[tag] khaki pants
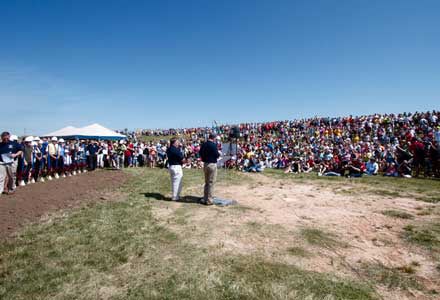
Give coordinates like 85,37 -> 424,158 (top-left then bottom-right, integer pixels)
0,163 -> 14,194
204,163 -> 217,202
11,159 -> 17,190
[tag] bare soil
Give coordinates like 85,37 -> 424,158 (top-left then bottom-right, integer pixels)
151,173 -> 440,300
0,170 -> 128,240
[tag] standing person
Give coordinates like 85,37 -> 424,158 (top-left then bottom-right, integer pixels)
200,133 -> 220,205
116,140 -> 126,169
63,140 -> 73,176
0,132 -> 23,195
9,134 -> 21,189
32,138 -> 43,182
166,138 -> 184,201
39,138 -> 48,181
409,137 -> 426,178
58,139 -> 66,177
87,140 -> 99,171
97,142 -> 105,168
142,144 -> 149,168
47,137 -> 59,180
76,141 -> 85,173
22,136 -> 34,184
148,142 -> 157,168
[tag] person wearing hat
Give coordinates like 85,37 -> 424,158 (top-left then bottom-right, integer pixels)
0,132 -> 23,195
365,157 -> 379,175
38,138 -> 48,182
64,140 -> 74,176
58,139 -> 66,177
21,136 -> 34,185
47,137 -> 59,180
32,137 -> 43,183
200,133 -> 220,205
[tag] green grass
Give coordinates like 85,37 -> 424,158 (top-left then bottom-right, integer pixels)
262,169 -> 440,201
415,196 -> 440,203
287,246 -> 311,258
360,262 -> 422,291
402,222 -> 440,254
371,190 -> 402,198
221,256 -> 377,300
381,210 -> 414,219
138,134 -> 188,143
0,168 -> 380,300
300,227 -> 347,249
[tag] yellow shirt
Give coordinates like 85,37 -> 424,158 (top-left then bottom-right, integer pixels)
48,143 -> 58,156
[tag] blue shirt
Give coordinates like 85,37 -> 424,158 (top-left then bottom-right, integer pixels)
200,141 -> 220,164
0,141 -> 21,163
166,146 -> 184,166
87,144 -> 99,155
40,142 -> 48,155
59,145 -> 65,157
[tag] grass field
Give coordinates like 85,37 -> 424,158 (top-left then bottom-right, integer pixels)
138,134 -> 192,143
1,168 -> 439,299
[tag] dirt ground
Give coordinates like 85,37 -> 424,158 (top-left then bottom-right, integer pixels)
0,170 -> 128,240
152,173 -> 440,300
1,168 -> 438,299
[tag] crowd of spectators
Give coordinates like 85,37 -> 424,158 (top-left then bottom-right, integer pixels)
137,110 -> 440,178
1,110 -> 440,195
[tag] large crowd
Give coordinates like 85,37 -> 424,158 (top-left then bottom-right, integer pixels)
1,110 -> 440,195
138,110 -> 440,177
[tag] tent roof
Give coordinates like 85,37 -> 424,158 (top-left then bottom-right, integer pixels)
80,123 -> 125,137
44,126 -> 78,137
43,124 -> 126,140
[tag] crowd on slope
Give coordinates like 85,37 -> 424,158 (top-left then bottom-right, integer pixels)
1,110 -> 440,195
137,110 -> 440,177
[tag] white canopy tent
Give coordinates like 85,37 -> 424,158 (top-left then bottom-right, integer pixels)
43,123 -> 126,141
43,126 -> 78,137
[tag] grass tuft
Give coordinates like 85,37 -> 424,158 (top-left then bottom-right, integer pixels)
402,222 -> 440,253
415,196 -> 440,203
300,227 -> 347,249
381,210 -> 414,219
361,262 -> 422,290
287,246 -> 311,258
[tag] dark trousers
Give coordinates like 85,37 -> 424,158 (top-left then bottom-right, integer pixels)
88,154 -> 97,170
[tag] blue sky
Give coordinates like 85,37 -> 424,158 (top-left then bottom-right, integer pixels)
0,0 -> 439,135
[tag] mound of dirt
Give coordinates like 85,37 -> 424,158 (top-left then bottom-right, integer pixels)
0,170 -> 128,240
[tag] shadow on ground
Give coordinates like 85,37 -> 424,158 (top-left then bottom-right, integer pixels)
142,193 -> 202,204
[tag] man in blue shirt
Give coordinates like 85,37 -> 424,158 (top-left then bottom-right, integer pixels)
200,133 -> 220,205
166,138 -> 184,201
87,141 -> 100,171
0,132 -> 23,195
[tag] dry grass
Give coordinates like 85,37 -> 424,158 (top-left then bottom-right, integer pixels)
2,168 -> 440,299
381,210 -> 414,219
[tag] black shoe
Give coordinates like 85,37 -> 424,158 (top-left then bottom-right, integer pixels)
200,199 -> 213,205
204,200 -> 214,206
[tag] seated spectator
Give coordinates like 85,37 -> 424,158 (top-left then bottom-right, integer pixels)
365,158 -> 379,175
